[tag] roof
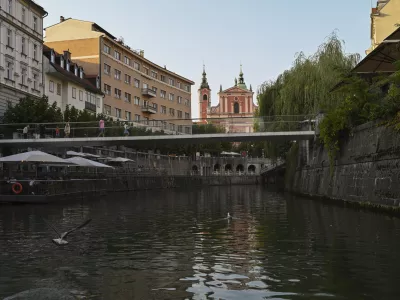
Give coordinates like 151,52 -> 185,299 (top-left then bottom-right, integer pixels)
45,18 -> 116,40
219,85 -> 253,94
43,45 -> 103,95
27,0 -> 47,16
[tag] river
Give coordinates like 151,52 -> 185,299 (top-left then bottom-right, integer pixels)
0,186 -> 400,299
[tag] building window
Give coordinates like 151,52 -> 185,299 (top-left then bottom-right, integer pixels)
125,74 -> 131,84
169,108 -> 175,116
114,50 -> 121,60
133,61 -> 140,70
33,73 -> 38,90
49,80 -> 54,92
21,37 -> 26,55
6,61 -> 13,80
114,69 -> 121,80
143,67 -> 149,75
160,75 -> 166,82
33,44 -> 37,61
169,78 -> 174,86
177,110 -> 182,118
185,112 -> 190,119
72,87 -> 76,99
177,82 -> 181,89
185,127 -> 191,134
104,64 -> 111,75
143,82 -> 148,89
184,85 -> 190,92
134,114 -> 140,122
96,97 -> 100,107
203,94 -> 207,101
134,96 -> 140,105
178,125 -> 183,133
57,83 -> 61,95
8,0 -> 12,14
152,86 -> 157,93
104,104 -> 111,115
79,90 -> 84,101
104,44 -> 111,54
124,56 -> 130,65
161,105 -> 166,114
178,96 -> 182,104
115,88 -> 121,99
33,16 -> 37,32
104,84 -> 111,95
125,92 -> 131,103
184,98 -> 190,106
153,103 -> 158,110
168,93 -> 174,101
115,108 -> 122,118
234,102 -> 239,113
125,111 -> 131,121
170,123 -> 175,131
7,29 -> 12,48
160,90 -> 166,98
21,7 -> 25,23
134,78 -> 140,88
21,67 -> 26,85
151,70 -> 157,79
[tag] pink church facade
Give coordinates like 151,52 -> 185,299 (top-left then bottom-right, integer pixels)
198,66 -> 257,133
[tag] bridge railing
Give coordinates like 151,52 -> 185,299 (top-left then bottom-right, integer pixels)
0,115 -> 315,140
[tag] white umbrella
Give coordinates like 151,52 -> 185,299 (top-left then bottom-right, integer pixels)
65,156 -> 114,168
109,157 -> 135,163
0,151 -> 72,165
66,151 -> 87,157
84,153 -> 100,158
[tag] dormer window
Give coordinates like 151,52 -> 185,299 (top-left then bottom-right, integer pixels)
66,59 -> 70,71
79,68 -> 83,79
60,56 -> 64,68
50,50 -> 55,63
74,66 -> 78,76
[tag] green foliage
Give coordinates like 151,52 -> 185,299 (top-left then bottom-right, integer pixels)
191,123 -> 232,153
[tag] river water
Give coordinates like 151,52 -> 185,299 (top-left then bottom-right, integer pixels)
1,186 -> 400,299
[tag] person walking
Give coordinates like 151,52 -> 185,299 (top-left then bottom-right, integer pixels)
123,123 -> 130,136
98,119 -> 105,137
55,126 -> 60,138
22,125 -> 29,139
64,122 -> 70,138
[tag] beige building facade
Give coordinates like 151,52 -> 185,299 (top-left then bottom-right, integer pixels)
366,0 -> 400,54
44,17 -> 194,134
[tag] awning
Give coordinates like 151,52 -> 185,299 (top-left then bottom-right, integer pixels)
0,151 -> 73,165
65,157 -> 114,168
108,157 -> 135,163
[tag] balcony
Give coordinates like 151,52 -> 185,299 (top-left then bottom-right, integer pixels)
141,104 -> 157,114
141,88 -> 157,98
85,101 -> 96,112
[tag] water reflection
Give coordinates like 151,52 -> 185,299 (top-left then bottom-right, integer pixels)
0,186 -> 400,299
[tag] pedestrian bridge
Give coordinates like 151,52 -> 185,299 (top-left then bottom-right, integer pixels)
0,131 -> 315,148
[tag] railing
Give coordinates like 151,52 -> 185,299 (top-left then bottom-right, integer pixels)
141,105 -> 157,114
141,88 -> 157,97
85,101 -> 97,112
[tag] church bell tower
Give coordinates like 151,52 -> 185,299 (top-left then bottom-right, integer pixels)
198,65 -> 211,122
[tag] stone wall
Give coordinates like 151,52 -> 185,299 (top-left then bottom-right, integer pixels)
289,121 -> 400,207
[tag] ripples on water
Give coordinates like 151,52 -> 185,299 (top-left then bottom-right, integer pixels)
1,186 -> 400,299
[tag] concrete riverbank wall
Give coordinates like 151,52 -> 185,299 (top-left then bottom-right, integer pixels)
288,121 -> 400,207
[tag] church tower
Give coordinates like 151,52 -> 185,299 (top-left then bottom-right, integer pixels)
198,65 -> 211,121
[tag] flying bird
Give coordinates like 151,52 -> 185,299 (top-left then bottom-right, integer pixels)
42,218 -> 92,245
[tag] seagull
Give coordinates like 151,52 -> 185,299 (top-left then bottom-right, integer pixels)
42,218 -> 92,245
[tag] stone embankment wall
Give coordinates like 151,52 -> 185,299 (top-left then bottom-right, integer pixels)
288,122 -> 400,207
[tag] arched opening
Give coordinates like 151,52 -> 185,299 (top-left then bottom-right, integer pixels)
203,94 -> 208,101
214,164 -> 220,171
234,102 -> 239,113
192,165 -> 198,174
248,165 -> 256,173
236,164 -> 244,172
225,164 -> 232,171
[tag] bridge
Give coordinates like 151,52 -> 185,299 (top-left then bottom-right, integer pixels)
0,116 -> 315,148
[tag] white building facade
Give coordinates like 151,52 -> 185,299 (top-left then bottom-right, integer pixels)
0,0 -> 47,115
43,45 -> 103,114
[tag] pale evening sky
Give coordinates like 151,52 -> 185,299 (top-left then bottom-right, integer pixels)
36,0 -> 372,118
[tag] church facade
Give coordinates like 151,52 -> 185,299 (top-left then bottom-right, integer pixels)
198,66 -> 257,133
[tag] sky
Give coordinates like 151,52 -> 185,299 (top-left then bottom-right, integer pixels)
36,0 -> 373,118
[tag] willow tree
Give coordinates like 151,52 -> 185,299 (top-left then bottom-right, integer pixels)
256,32 -> 361,159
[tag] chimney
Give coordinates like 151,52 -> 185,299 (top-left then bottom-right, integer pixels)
139,50 -> 144,57
60,16 -> 65,22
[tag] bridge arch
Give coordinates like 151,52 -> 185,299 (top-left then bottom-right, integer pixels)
225,164 -> 232,171
248,165 -> 256,173
214,163 -> 221,171
236,164 -> 244,172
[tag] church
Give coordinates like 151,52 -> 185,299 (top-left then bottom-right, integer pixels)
198,65 -> 257,133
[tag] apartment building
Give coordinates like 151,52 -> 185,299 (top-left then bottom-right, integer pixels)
0,0 -> 47,115
44,17 -> 194,134
43,45 -> 103,114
